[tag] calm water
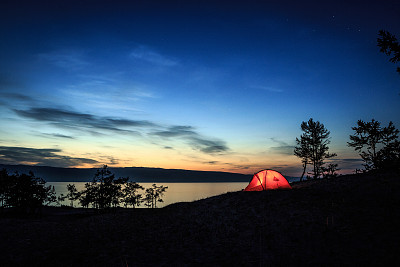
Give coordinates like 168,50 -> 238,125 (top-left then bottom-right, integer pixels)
47,182 -> 249,208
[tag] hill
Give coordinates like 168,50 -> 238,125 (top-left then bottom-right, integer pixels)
0,171 -> 399,266
0,164 -> 253,182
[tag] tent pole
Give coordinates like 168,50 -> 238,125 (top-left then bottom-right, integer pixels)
255,173 -> 265,191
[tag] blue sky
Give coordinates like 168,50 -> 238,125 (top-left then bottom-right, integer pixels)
0,0 -> 399,176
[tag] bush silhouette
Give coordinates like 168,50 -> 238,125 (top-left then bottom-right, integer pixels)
0,169 -> 56,214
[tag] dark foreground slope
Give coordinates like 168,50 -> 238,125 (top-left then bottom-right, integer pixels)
1,172 -> 399,266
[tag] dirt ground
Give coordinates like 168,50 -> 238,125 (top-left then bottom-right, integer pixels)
1,171 -> 399,266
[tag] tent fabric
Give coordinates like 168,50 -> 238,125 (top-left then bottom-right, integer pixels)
244,170 -> 291,191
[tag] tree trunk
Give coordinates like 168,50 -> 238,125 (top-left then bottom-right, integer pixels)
300,162 -> 307,182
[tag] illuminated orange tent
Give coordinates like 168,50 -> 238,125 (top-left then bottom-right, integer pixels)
244,170 -> 292,191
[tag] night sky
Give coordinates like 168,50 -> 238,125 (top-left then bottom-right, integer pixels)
1,0 -> 399,176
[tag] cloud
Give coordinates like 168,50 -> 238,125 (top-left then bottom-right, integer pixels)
269,138 -> 295,155
97,155 -> 119,166
130,46 -> 178,66
0,92 -> 35,108
13,106 -> 229,155
151,125 -> 229,154
106,118 -> 155,128
38,49 -> 89,70
0,146 -> 98,167
252,86 -> 283,93
328,158 -> 364,171
268,164 -> 301,176
13,107 -> 154,135
65,77 -> 157,103
220,161 -> 252,171
151,126 -> 196,137
189,137 -> 228,154
204,161 -> 218,165
42,133 -> 75,139
0,92 -> 33,101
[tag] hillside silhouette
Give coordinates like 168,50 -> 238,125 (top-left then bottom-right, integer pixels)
1,171 -> 399,266
0,164 -> 253,182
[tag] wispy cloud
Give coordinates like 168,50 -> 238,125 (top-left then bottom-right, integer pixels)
0,92 -> 34,102
97,155 -> 119,166
61,77 -> 157,114
0,146 -> 98,167
68,75 -> 156,99
130,45 -> 178,66
204,161 -> 218,165
42,133 -> 75,139
268,164 -> 301,177
189,136 -> 228,154
269,138 -> 295,155
151,125 -> 229,154
13,107 -> 154,135
38,49 -> 89,70
252,85 -> 283,93
13,106 -> 229,155
151,126 -> 196,137
0,92 -> 35,108
328,158 -> 364,171
219,161 -> 253,171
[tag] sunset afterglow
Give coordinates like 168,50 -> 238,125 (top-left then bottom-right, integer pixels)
1,1 -> 399,176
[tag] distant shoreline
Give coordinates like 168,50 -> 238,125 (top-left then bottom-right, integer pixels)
0,164 -> 301,182
47,180 -> 251,183
0,164 -> 254,182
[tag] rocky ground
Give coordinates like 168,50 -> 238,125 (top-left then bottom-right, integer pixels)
1,171 -> 399,266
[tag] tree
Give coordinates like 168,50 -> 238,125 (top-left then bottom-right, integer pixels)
144,184 -> 168,208
66,184 -> 79,207
78,182 -> 94,208
294,132 -> 312,181
153,184 -> 168,208
45,185 -> 57,206
122,182 -> 144,208
375,140 -> 400,170
294,118 -> 337,179
348,119 -> 399,170
93,165 -> 116,209
322,163 -> 340,179
143,190 -> 153,208
377,30 -> 400,75
4,171 -> 56,214
73,166 -> 168,209
77,165 -> 129,210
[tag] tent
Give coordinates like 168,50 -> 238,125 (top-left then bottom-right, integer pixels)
244,170 -> 292,191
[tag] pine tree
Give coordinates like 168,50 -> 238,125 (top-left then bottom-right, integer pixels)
294,133 -> 312,181
377,30 -> 400,75
66,184 -> 79,207
122,182 -> 144,208
294,118 -> 337,179
348,119 -> 399,170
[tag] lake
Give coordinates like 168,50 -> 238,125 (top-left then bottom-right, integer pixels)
48,182 -> 249,208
